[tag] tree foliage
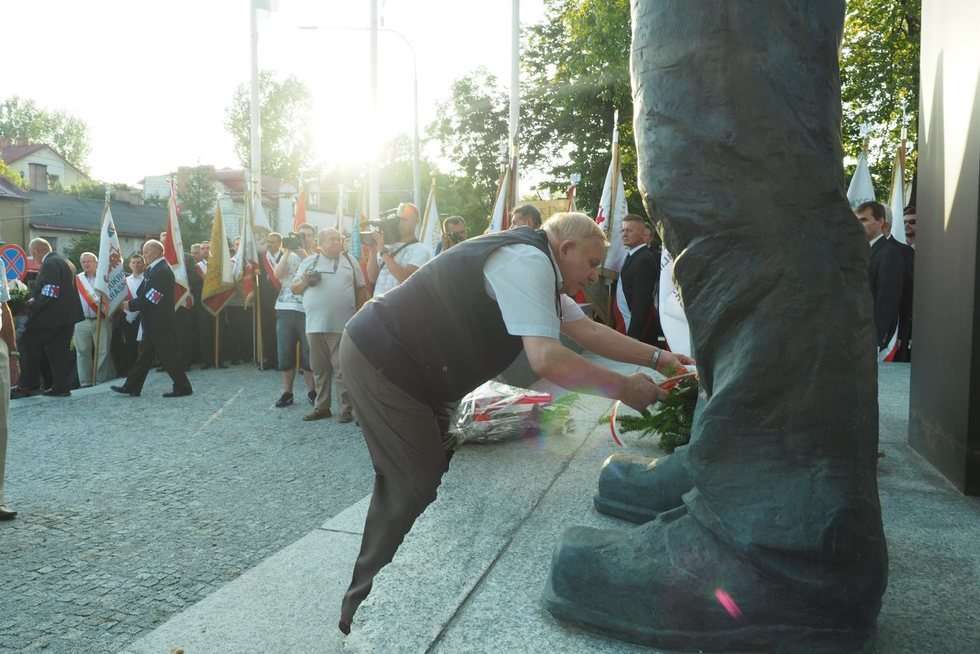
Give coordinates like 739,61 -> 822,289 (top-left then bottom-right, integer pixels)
429,0 -> 921,216
841,0 -> 921,198
63,232 -> 102,271
428,68 -> 509,212
225,72 -> 313,183
177,166 -> 218,244
0,160 -> 27,189
0,96 -> 91,169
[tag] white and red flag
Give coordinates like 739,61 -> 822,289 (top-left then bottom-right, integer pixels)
93,202 -> 128,315
164,179 -> 191,309
596,110 -> 628,274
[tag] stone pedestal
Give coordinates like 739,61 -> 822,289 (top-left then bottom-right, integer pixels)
908,0 -> 980,496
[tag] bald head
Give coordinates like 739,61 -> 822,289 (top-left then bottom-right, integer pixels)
29,238 -> 52,260
142,239 -> 165,263
319,228 -> 343,257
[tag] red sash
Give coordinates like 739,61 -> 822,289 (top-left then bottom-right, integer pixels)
263,252 -> 282,292
75,274 -> 105,317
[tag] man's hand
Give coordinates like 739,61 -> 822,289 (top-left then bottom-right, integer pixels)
619,372 -> 665,412
656,350 -> 696,375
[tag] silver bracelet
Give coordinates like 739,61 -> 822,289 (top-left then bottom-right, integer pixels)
650,348 -> 662,370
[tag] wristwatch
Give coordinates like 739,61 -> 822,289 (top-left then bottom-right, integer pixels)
650,348 -> 661,371
9,351 -> 19,359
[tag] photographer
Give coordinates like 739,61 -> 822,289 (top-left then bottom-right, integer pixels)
433,216 -> 467,255
365,202 -> 432,297
336,212 -> 695,633
271,231 -> 315,409
290,228 -> 366,422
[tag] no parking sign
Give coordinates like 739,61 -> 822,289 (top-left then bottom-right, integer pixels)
1,244 -> 28,281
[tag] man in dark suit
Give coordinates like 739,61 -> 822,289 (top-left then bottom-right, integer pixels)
13,238 -> 84,397
856,201 -> 905,356
893,230 -> 914,362
111,240 -> 192,398
615,214 -> 662,345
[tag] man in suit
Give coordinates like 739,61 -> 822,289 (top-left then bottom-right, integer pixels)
856,201 -> 905,356
12,238 -> 83,397
110,240 -> 192,398
615,214 -> 662,345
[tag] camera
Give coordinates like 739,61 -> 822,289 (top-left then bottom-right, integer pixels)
282,232 -> 302,250
303,270 -> 322,287
368,216 -> 403,245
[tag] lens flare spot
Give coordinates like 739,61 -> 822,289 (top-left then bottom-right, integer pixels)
714,588 -> 743,619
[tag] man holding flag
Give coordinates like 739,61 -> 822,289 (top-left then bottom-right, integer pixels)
111,240 -> 192,398
74,252 -> 114,386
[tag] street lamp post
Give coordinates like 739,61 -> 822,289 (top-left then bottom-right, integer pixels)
299,23 -> 421,210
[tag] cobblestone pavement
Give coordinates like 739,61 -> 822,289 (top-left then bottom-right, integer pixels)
0,365 -> 374,653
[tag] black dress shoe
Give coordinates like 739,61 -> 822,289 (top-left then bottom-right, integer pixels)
10,388 -> 38,399
308,390 -> 316,405
275,392 -> 294,408
163,389 -> 193,398
43,389 -> 71,397
0,506 -> 17,521
110,385 -> 140,397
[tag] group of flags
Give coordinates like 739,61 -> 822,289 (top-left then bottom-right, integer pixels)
847,133 -> 910,245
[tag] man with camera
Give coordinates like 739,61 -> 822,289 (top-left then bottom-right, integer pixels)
365,203 -> 432,297
271,231 -> 316,408
433,216 -> 467,255
336,212 -> 695,633
290,228 -> 366,422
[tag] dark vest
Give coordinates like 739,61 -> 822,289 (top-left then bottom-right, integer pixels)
347,228 -> 560,406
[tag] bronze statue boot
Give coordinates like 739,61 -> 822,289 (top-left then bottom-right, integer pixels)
544,504 -> 881,653
592,447 -> 693,523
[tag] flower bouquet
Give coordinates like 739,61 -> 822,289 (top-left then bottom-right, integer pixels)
449,380 -> 579,446
6,281 -> 31,316
609,370 -> 699,453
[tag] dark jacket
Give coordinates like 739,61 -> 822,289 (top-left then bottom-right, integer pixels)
26,251 -> 84,330
868,236 -> 905,349
619,244 -> 661,344
129,258 -> 176,342
895,240 -> 914,345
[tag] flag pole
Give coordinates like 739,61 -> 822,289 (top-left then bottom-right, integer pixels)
606,110 -> 621,319
92,192 -> 110,386
254,270 -> 263,368
214,312 -> 220,369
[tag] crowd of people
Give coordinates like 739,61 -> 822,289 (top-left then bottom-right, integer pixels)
0,198 -> 913,627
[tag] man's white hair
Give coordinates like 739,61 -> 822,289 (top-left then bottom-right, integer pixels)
28,238 -> 52,253
79,251 -> 98,263
143,239 -> 165,257
543,212 -> 608,245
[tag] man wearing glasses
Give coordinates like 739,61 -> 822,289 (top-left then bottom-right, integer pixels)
292,228 -> 366,422
365,203 -> 432,297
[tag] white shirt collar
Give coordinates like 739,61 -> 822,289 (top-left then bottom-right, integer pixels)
869,234 -> 884,248
148,257 -> 166,270
627,243 -> 646,256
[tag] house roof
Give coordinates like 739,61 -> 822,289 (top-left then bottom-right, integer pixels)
1,143 -> 87,177
26,191 -> 166,237
214,168 -> 285,200
0,176 -> 28,200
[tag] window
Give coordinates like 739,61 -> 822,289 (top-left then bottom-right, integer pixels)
29,163 -> 48,192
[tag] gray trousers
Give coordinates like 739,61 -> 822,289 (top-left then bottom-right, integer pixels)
339,332 -> 454,626
308,332 -> 349,414
0,339 -> 10,506
74,317 -> 113,385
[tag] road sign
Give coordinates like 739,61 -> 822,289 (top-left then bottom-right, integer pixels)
1,244 -> 28,281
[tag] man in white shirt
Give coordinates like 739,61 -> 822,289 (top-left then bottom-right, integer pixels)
74,252 -> 113,386
1,259 -> 20,519
291,228 -> 366,422
272,233 -> 316,408
366,203 -> 431,297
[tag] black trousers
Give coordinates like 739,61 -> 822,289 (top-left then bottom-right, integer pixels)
19,323 -> 74,393
123,335 -> 191,394
174,307 -> 195,369
111,318 -> 140,377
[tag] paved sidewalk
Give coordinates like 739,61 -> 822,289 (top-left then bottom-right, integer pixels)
0,365 -> 373,653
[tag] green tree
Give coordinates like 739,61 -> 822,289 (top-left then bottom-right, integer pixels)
0,160 -> 27,189
0,96 -> 91,169
522,0 -> 640,216
64,232 -> 102,270
225,72 -> 313,183
177,167 -> 217,244
428,68 -> 510,211
841,0 -> 921,198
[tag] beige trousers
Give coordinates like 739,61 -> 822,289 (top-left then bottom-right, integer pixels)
74,318 -> 113,385
308,332 -> 349,414
0,339 -> 10,506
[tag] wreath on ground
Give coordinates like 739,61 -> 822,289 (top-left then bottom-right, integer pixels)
609,371 -> 699,453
